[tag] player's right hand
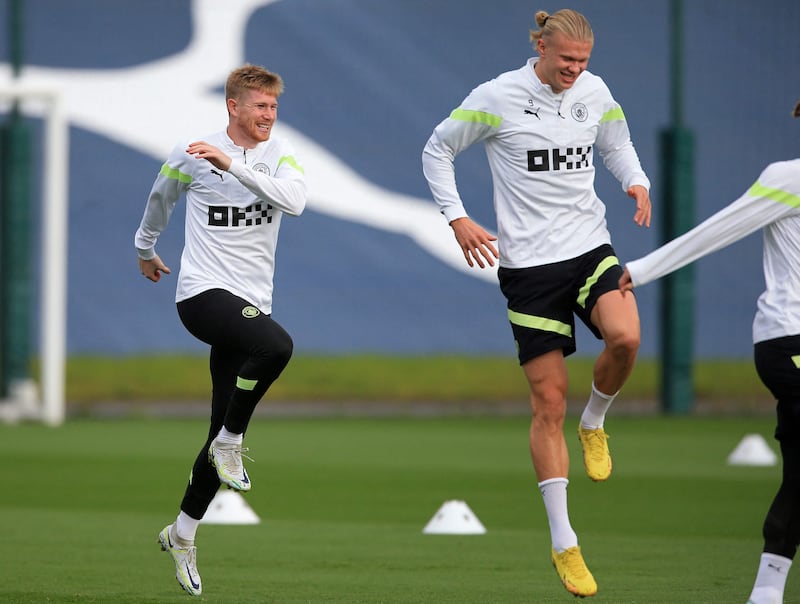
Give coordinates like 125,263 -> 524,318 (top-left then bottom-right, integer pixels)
139,255 -> 171,283
450,217 -> 499,269
618,267 -> 634,294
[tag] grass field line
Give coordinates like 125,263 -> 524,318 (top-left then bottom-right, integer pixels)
61,355 -> 773,411
75,397 -> 773,421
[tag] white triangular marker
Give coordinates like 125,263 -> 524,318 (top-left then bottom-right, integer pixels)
727,434 -> 777,466
422,500 -> 486,534
200,489 -> 261,525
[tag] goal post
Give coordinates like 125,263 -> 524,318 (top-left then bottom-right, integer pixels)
0,83 -> 68,426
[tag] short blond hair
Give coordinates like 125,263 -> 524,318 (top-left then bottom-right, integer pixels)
225,64 -> 284,100
529,9 -> 594,46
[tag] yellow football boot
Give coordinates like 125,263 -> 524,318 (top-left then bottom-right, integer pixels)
551,546 -> 598,598
578,426 -> 612,481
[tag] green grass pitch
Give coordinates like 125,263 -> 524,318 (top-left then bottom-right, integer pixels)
0,415 -> 797,603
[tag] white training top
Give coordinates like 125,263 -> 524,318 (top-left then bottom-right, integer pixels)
625,159 -> 800,344
134,129 -> 306,314
422,58 -> 650,268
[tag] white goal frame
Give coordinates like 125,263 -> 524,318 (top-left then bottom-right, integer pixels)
0,83 -> 68,426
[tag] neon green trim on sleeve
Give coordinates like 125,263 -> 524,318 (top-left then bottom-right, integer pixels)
236,377 -> 258,391
449,108 -> 502,128
577,256 -> 620,308
791,355 -> 800,369
508,309 -> 573,337
600,107 -> 625,124
277,155 -> 305,174
748,181 -> 800,209
159,163 -> 192,184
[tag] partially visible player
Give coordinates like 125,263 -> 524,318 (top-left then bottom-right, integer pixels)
134,64 -> 306,596
620,100 -> 800,604
422,8 -> 652,598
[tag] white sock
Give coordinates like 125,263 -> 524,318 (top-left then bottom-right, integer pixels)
174,511 -> 199,545
214,426 -> 243,445
748,553 -> 792,604
580,382 -> 618,429
538,477 -> 578,552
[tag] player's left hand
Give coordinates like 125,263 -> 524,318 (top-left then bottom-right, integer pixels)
627,185 -> 651,227
187,141 -> 232,171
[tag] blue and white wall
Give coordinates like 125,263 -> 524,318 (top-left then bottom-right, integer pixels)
0,0 -> 798,358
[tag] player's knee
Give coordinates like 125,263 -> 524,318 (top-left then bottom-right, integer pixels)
606,329 -> 640,360
530,385 -> 567,424
272,331 -> 294,366
250,328 -> 293,373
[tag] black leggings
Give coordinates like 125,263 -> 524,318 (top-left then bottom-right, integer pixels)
176,288 -> 293,519
754,335 -> 800,560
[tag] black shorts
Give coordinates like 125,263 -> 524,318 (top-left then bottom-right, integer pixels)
176,288 -> 291,357
497,244 -> 623,364
754,334 -> 800,442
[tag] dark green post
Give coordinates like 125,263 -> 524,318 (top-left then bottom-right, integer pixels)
0,0 -> 34,397
658,0 -> 695,414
